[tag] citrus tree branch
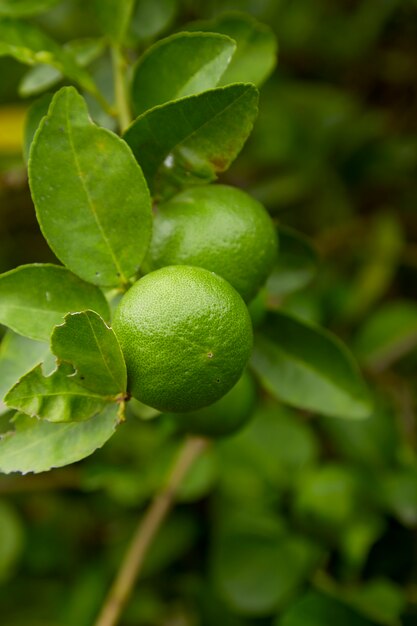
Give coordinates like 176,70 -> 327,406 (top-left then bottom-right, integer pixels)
111,43 -> 131,132
94,435 -> 209,626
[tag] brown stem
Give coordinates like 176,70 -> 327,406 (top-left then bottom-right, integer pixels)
94,435 -> 209,626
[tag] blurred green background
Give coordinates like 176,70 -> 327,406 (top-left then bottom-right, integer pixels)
1,1 -> 417,624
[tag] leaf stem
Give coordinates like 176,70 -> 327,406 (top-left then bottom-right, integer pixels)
94,435 -> 209,626
111,43 -> 131,133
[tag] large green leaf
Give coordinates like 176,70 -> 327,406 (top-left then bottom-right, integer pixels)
0,264 -> 110,342
131,32 -> 236,115
51,311 -> 127,396
29,87 -> 152,287
0,0 -> 59,17
4,363 -> 110,422
251,312 -> 372,419
187,12 -> 277,87
0,331 -> 49,412
0,404 -> 119,474
0,17 -> 97,94
213,515 -> 320,615
19,37 -> 105,97
124,83 -> 259,198
93,0 -> 135,43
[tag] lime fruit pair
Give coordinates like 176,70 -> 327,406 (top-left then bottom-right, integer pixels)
113,185 -> 276,422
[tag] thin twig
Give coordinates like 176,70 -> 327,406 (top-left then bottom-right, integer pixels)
94,435 -> 209,626
111,43 -> 131,133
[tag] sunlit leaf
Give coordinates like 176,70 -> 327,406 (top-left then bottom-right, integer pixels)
131,32 -> 236,115
29,87 -> 152,287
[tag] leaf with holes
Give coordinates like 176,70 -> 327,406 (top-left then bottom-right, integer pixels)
29,87 -> 152,287
4,362 -> 111,423
51,310 -> 127,396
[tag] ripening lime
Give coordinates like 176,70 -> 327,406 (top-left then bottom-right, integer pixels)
170,369 -> 257,437
145,185 -> 278,302
112,265 -> 253,412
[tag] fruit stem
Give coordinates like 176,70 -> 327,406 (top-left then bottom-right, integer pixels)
93,435 -> 210,626
111,43 -> 131,133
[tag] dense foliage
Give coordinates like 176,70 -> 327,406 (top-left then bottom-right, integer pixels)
0,0 -> 416,624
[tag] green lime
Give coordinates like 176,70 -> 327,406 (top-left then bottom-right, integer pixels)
145,184 -> 278,302
169,369 -> 257,437
112,265 -> 253,412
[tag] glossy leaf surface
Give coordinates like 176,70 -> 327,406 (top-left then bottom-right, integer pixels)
124,83 -> 259,198
251,312 -> 372,419
0,404 -> 119,474
51,311 -> 127,396
0,264 -> 109,342
131,32 -> 236,115
29,87 -> 152,287
4,363 -> 109,422
0,18 -> 96,93
187,12 -> 277,87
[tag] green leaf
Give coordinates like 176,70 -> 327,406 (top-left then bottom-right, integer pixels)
19,37 -> 105,97
124,83 -> 259,198
0,403 -> 119,474
278,591 -> 379,626
354,301 -> 417,371
187,12 -> 278,87
93,0 -> 135,43
23,91 -> 52,161
29,87 -> 152,287
0,17 -> 97,94
131,32 -> 236,116
251,312 -> 372,419
0,331 -> 49,412
0,0 -> 59,17
4,363 -> 110,423
0,264 -> 110,342
51,310 -> 127,396
266,226 -> 318,300
213,516 -> 320,615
